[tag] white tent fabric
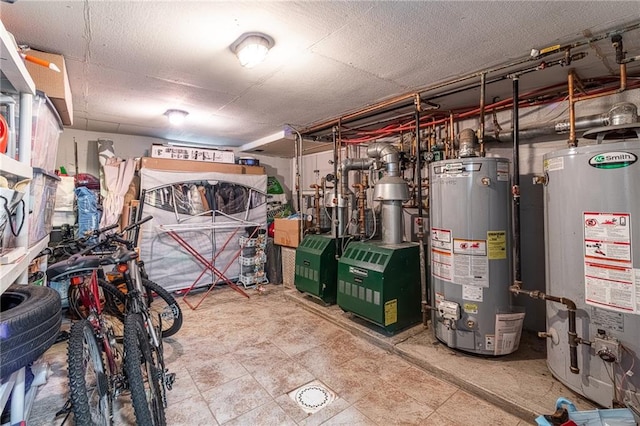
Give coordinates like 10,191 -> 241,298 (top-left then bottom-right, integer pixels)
139,168 -> 267,292
99,158 -> 136,227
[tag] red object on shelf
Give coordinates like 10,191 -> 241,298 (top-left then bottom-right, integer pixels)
0,114 -> 7,153
75,173 -> 100,190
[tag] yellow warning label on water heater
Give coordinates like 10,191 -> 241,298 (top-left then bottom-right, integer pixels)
384,299 -> 398,326
487,231 -> 507,260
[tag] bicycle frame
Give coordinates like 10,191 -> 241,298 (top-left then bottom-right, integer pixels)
70,269 -> 120,377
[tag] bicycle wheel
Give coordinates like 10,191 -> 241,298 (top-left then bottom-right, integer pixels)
68,319 -> 112,426
142,279 -> 183,338
108,277 -> 183,338
124,313 -> 166,426
68,281 -> 126,338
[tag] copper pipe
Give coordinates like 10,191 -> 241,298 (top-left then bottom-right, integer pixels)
352,175 -> 367,239
568,61 -> 628,147
310,183 -> 322,233
568,70 -> 577,147
301,23 -> 640,138
479,72 -> 486,156
448,112 -> 455,159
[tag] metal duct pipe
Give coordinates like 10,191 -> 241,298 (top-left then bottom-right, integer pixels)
338,157 -> 374,237
484,113 -> 607,143
458,128 -> 478,158
366,142 -> 400,176
367,142 -> 409,244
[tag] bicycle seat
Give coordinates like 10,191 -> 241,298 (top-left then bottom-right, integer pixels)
46,254 -> 117,281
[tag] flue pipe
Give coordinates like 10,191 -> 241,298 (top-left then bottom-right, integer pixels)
568,35 -> 628,147
368,142 -> 409,244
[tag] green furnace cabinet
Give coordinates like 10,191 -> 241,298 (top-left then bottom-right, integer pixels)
337,241 -> 422,334
294,235 -> 342,304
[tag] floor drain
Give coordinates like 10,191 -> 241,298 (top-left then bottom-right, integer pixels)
288,380 -> 336,414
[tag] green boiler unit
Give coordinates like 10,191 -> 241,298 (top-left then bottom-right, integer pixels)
294,234 -> 341,304
337,241 -> 421,334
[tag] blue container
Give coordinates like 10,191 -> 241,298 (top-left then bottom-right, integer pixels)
535,398 -> 636,426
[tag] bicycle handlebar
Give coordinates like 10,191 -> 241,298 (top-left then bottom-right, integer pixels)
75,215 -> 154,256
122,215 -> 152,234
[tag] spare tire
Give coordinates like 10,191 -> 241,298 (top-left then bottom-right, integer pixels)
0,284 -> 62,379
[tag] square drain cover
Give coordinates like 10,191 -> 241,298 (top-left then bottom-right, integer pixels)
288,380 -> 336,414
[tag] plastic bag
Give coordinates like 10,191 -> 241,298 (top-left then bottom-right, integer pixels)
75,186 -> 100,240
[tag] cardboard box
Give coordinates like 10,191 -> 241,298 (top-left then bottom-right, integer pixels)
140,157 -> 264,175
150,144 -> 235,164
25,49 -> 73,125
274,218 -> 311,248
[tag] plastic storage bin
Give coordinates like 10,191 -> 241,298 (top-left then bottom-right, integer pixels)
31,91 -> 63,173
29,168 -> 60,246
536,398 -> 636,426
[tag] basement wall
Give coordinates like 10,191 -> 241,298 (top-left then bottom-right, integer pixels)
55,129 -> 294,198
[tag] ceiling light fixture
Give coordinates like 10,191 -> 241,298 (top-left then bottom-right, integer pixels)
165,109 -> 189,126
230,32 -> 275,68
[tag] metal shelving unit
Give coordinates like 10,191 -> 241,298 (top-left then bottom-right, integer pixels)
0,18 -> 51,425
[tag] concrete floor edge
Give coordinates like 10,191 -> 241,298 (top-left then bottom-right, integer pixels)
283,288 -> 537,422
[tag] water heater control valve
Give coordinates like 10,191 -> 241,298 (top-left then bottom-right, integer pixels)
594,335 -> 621,363
438,300 -> 461,321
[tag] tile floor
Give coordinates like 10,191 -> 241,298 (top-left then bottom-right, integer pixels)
28,284 -> 531,425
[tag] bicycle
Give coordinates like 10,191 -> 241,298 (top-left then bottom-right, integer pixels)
106,216 -> 174,425
48,216 -> 174,425
46,228 -> 126,425
45,224 -> 183,338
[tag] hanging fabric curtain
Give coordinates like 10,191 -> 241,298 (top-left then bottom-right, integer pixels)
100,158 -> 136,227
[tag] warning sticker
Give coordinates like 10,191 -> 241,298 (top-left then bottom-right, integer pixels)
583,212 -> 636,315
453,239 -> 487,256
487,231 -> 507,260
463,302 -> 479,314
384,299 -> 398,326
497,162 -> 509,182
453,252 -> 489,287
431,228 -> 452,250
544,157 -> 564,172
463,285 -> 483,302
431,228 -> 453,282
591,307 -> 624,332
494,312 -> 525,355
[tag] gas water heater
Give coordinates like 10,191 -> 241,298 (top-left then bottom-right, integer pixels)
430,154 -> 520,355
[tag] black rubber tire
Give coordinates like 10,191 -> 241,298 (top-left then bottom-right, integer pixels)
67,319 -> 111,426
97,279 -> 126,321
0,284 -> 62,379
124,313 -> 166,426
68,278 -> 126,337
108,277 -> 183,338
142,279 -> 183,338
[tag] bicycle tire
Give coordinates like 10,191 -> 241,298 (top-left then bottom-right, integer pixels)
141,279 -> 183,338
67,319 -> 112,426
67,280 -> 125,321
124,313 -> 166,426
108,277 -> 183,338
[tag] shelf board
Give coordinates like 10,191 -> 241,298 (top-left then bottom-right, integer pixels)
0,20 -> 35,95
0,236 -> 49,294
0,153 -> 33,180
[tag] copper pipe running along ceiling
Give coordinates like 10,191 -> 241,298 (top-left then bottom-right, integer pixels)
300,20 -> 640,139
